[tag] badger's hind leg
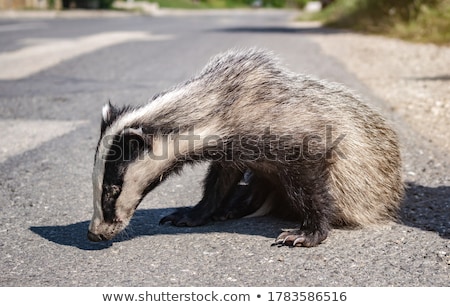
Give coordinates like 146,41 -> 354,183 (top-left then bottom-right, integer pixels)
274,164 -> 333,247
212,170 -> 274,221
159,162 -> 243,227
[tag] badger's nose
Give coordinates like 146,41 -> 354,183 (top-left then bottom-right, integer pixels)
87,230 -> 106,242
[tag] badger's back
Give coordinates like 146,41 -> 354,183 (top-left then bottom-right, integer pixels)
194,49 -> 403,226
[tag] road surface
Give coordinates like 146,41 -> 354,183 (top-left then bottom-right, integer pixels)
0,10 -> 448,287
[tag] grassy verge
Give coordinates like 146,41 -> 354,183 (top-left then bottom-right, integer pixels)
302,0 -> 450,45
153,0 -> 248,9
152,0 -> 307,9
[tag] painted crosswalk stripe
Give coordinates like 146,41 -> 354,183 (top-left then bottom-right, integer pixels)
0,31 -> 172,80
0,119 -> 87,163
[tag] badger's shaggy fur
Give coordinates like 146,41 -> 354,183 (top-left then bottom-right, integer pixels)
88,48 -> 404,247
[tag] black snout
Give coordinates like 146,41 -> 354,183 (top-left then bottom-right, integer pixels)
87,230 -> 107,242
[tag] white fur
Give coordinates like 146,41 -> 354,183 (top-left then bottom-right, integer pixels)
101,103 -> 110,123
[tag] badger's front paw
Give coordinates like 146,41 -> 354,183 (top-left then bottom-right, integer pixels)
159,207 -> 210,227
273,229 -> 328,247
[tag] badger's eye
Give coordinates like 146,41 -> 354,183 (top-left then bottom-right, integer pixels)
110,185 -> 121,197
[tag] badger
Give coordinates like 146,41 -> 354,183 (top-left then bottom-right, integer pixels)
88,48 -> 404,247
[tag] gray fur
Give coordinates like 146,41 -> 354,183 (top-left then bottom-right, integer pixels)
88,48 -> 404,247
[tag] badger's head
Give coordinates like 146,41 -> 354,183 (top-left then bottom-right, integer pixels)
88,102 -> 163,242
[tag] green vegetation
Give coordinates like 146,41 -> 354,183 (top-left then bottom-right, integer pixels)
152,0 -> 307,9
99,0 -> 115,8
153,0 -> 247,9
304,0 -> 450,45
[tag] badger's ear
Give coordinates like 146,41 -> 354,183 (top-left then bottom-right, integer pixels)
122,127 -> 153,150
121,127 -> 153,160
101,101 -> 118,133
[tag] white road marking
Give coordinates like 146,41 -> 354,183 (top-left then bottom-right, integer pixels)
0,119 -> 87,163
0,31 -> 173,80
0,22 -> 47,32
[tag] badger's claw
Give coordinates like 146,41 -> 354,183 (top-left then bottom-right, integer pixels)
159,207 -> 210,227
273,229 -> 328,247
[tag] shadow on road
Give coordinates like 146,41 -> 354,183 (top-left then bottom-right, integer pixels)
400,183 -> 450,239
30,183 -> 449,250
30,221 -> 113,251
29,208 -> 288,251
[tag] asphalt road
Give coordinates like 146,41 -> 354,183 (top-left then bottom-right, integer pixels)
0,11 -> 448,287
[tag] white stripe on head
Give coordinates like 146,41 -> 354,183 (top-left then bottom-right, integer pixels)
90,147 -> 106,230
90,102 -> 117,230
118,124 -> 224,194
